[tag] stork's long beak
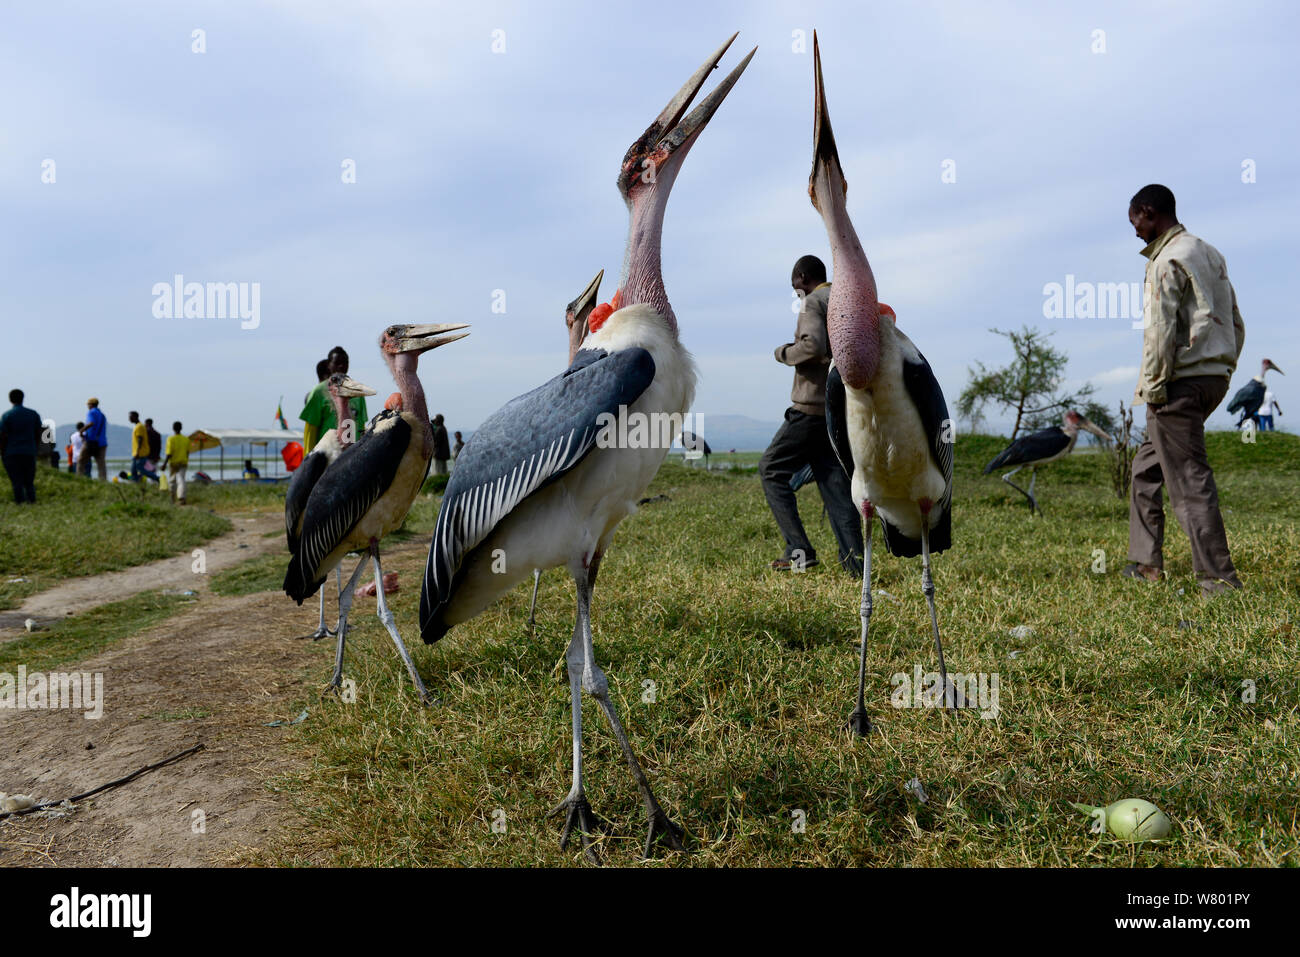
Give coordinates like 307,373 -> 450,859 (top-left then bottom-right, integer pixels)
335,375 -> 376,398
809,31 -> 846,212
393,323 -> 470,353
568,269 -> 604,343
618,34 -> 755,198
1270,363 -> 1285,375
1083,419 -> 1112,443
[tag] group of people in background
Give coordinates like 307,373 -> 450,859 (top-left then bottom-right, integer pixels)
0,390 -> 191,505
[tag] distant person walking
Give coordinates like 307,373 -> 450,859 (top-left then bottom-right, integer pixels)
1258,387 -> 1282,431
0,389 -> 43,504
1124,184 -> 1245,596
145,418 -> 163,467
68,423 -> 85,472
300,347 -> 367,453
452,431 -> 464,461
759,255 -> 864,574
79,397 -> 108,480
432,414 -> 451,475
128,411 -> 155,483
162,421 -> 190,504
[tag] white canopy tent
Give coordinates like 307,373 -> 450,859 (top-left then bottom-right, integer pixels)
187,428 -> 302,481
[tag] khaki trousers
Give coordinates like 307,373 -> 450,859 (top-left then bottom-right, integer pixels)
1128,375 -> 1240,585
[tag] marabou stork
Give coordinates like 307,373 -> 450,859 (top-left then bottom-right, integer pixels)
1227,358 -> 1284,428
285,372 -> 377,639
811,35 -> 955,736
982,411 -> 1110,513
529,269 -> 608,637
284,323 -> 469,705
420,35 -> 754,861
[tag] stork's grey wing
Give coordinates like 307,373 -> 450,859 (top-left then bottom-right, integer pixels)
1226,380 -> 1261,415
285,450 -> 328,553
419,346 -> 656,643
282,418 -> 411,603
983,427 -> 1069,474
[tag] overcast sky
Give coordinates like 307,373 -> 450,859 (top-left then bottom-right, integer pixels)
3,0 -> 1296,438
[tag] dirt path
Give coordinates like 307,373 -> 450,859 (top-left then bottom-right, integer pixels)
0,512 -> 284,641
0,588 -> 326,866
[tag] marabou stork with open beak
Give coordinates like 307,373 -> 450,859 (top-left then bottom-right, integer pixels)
420,35 -> 754,861
1226,358 -> 1284,428
529,269 -> 607,637
812,35 -> 955,736
285,372 -> 377,639
283,322 -> 469,705
982,410 -> 1110,513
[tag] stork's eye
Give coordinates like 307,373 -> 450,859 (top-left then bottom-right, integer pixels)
386,326 -> 400,337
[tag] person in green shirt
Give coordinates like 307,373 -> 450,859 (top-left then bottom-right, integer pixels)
299,346 -> 367,453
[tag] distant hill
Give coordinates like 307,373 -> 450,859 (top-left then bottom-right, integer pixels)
683,414 -> 780,452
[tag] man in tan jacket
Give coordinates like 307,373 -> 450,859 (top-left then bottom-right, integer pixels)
1125,184 -> 1245,595
759,255 -> 863,574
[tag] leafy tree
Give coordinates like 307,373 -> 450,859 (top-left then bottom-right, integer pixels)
958,326 -> 1099,439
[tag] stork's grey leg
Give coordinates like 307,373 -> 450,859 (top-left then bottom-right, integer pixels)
369,547 -> 433,707
548,607 -> 606,863
1026,468 -> 1039,514
578,554 -> 684,858
1000,466 -> 1035,513
528,568 -> 541,638
920,521 -> 953,711
848,504 -> 874,737
325,555 -> 371,696
303,566 -> 341,640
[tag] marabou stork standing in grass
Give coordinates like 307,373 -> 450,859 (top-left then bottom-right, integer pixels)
982,411 -> 1110,514
528,269 -> 608,637
420,35 -> 754,861
811,35 -> 954,736
285,372 -> 377,639
284,323 -> 469,705
1227,358 -> 1284,428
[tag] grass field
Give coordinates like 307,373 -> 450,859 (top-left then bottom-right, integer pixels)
248,430 -> 1300,867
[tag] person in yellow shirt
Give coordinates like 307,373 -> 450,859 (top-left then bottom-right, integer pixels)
162,421 -> 191,504
128,411 -> 156,484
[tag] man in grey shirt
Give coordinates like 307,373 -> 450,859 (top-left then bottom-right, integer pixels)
759,255 -> 864,574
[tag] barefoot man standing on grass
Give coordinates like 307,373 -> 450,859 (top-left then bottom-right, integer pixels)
1124,184 -> 1245,596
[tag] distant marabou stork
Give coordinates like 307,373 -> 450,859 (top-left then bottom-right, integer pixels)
811,35 -> 955,736
285,372 -> 376,639
420,35 -> 753,860
283,323 -> 469,705
982,411 -> 1110,513
529,269 -> 607,636
1227,358 -> 1284,428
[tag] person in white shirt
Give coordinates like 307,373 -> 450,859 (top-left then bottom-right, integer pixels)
69,424 -> 85,474
1258,387 -> 1282,430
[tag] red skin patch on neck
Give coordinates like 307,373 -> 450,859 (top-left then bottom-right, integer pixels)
586,289 -> 624,335
385,393 -> 403,411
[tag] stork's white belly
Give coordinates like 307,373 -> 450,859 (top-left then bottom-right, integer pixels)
444,306 -> 696,625
846,332 -> 946,540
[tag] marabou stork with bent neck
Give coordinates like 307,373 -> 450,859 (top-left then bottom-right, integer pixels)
285,372 -> 377,640
283,322 -> 469,705
420,35 -> 754,861
811,35 -> 955,736
982,410 -> 1110,513
1226,358 -> 1284,428
528,269 -> 607,636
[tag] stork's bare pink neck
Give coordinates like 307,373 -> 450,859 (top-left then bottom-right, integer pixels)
390,352 -> 432,443
820,194 -> 881,389
329,389 -> 355,447
618,176 -> 680,336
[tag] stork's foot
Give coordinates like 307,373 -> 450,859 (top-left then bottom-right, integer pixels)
548,793 -> 607,864
846,706 -> 872,737
300,624 -> 336,641
642,804 -> 686,858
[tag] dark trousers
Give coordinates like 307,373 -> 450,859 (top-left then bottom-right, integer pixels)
759,408 -> 864,572
1129,375 -> 1239,585
3,454 -> 37,503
